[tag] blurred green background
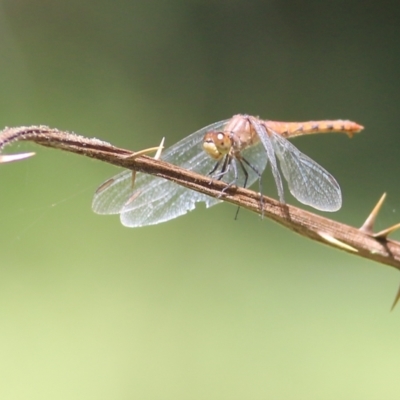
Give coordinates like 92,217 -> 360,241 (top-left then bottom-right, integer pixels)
1,1 -> 400,399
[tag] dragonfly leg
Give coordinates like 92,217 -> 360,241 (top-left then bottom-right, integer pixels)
207,156 -> 235,198
210,156 -> 230,179
208,160 -> 221,176
232,158 -> 248,219
207,159 -> 224,185
242,156 -> 264,216
220,160 -> 238,195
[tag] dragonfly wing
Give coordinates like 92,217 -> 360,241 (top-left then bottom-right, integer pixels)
271,131 -> 342,211
92,120 -> 229,227
92,169 -> 138,215
251,120 -> 285,203
120,176 -> 220,227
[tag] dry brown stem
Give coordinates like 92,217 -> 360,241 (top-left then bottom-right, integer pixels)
1,125 -> 400,274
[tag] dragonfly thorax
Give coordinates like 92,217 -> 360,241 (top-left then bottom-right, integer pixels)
203,131 -> 232,160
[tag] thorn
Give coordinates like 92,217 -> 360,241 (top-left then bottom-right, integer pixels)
390,282 -> 400,311
128,137 -> 164,190
374,222 -> 400,240
359,193 -> 400,239
0,152 -> 35,163
317,231 -> 358,252
154,137 -> 165,160
124,141 -> 165,160
359,193 -> 386,234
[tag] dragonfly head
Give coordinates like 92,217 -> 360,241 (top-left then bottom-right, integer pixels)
203,131 -> 231,160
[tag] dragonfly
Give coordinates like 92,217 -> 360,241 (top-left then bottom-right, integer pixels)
92,114 -> 363,227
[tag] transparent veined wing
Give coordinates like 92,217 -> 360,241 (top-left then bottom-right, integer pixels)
270,129 -> 342,212
92,120 -> 269,227
250,118 -> 285,203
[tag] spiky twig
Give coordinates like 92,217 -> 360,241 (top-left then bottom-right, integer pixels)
1,125 -> 399,284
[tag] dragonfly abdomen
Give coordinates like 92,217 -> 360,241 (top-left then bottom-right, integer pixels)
266,120 -> 364,139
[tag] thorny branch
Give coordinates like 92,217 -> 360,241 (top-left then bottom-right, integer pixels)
1,125 -> 400,307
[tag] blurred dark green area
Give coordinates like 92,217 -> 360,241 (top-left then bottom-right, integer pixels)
1,1 -> 400,399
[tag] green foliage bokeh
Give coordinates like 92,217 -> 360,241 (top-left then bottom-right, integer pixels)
1,1 -> 400,399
